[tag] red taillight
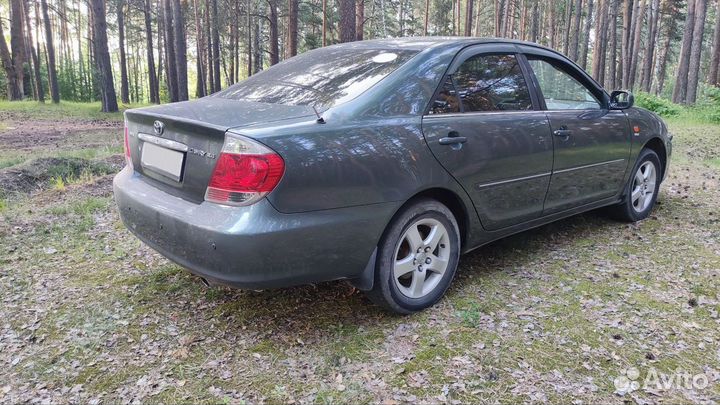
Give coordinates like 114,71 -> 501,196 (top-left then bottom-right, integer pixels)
205,134 -> 285,206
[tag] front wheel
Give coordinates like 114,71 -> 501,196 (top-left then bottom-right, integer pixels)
365,198 -> 460,314
609,148 -> 662,222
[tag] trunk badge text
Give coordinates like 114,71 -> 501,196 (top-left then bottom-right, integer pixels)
189,148 -> 217,159
153,120 -> 165,136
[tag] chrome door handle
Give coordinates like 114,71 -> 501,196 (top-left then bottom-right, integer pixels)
553,129 -> 573,137
439,131 -> 467,145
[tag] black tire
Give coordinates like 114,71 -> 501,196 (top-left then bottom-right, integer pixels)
609,148 -> 662,222
365,198 -> 461,314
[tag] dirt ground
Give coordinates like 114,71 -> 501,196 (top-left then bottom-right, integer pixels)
0,108 -> 719,404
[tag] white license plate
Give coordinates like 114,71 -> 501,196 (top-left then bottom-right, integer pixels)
141,142 -> 185,181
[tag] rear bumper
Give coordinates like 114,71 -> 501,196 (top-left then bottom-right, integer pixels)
113,167 -> 397,289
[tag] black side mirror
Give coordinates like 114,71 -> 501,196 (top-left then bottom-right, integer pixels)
609,90 -> 634,110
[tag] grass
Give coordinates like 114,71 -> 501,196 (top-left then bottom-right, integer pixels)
0,100 -> 146,122
1,102 -> 719,403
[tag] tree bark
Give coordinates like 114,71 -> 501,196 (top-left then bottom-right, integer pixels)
90,0 -> 118,112
423,0 -> 430,35
1,0 -> 26,100
464,0 -> 474,36
338,0 -> 357,42
568,0 -> 583,60
172,0 -> 189,100
639,0 -> 660,92
628,0 -> 645,89
592,0 -> 609,84
686,0 -> 707,104
193,0 -> 206,96
608,0 -> 619,90
356,0 -> 365,40
580,0 -> 594,69
530,0 -> 540,42
709,0 -> 720,86
563,0 -> 574,54
117,0 -> 130,104
246,0 -> 252,77
673,0 -> 696,103
163,0 -> 179,101
144,0 -> 160,103
287,0 -> 298,57
268,0 -> 279,64
211,0 -> 221,90
23,0 -> 44,102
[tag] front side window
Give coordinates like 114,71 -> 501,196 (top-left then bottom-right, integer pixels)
527,57 -> 602,110
429,77 -> 460,114
453,54 -> 533,112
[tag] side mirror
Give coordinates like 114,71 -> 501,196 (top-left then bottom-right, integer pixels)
609,90 -> 634,110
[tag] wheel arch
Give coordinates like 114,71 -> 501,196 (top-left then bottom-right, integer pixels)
642,137 -> 667,179
349,187 -> 471,291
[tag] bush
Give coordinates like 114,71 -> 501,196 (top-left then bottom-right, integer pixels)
634,92 -> 681,117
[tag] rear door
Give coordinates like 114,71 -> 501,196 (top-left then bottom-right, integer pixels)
522,50 -> 632,214
422,45 -> 554,231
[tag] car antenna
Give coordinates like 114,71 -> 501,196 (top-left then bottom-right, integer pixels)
312,105 -> 325,124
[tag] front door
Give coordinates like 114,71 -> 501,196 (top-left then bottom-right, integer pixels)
422,48 -> 553,231
525,55 -> 632,214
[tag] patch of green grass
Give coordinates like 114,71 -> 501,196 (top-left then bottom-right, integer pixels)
0,100 -> 147,122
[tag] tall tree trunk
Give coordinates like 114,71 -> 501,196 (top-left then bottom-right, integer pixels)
268,0 -> 279,64
163,0 -> 179,101
709,0 -> 720,86
673,0 -> 696,103
90,0 -> 118,112
144,0 -> 160,103
356,0 -> 365,40
39,0 -> 59,102
246,0 -> 252,77
628,0 -> 645,89
580,0 -> 594,69
655,14 -> 675,95
530,0 -> 540,42
563,0 -> 573,54
322,0 -> 327,45
592,0 -> 609,84
464,0 -> 474,36
423,0 -> 429,35
172,0 -> 189,100
568,0 -> 583,60
621,0 -> 633,88
686,0 -> 707,104
205,0 -> 214,92
639,0 -> 660,92
211,0 -> 221,90
608,0 -> 619,90
193,0 -> 206,96
117,0 -> 130,104
2,0 -> 26,100
287,0 -> 298,57
24,0 -> 44,102
338,0 -> 357,42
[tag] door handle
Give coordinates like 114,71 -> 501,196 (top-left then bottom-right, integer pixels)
439,132 -> 467,145
553,129 -> 573,138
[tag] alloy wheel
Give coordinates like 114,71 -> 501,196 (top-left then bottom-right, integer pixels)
631,161 -> 657,213
393,218 -> 451,298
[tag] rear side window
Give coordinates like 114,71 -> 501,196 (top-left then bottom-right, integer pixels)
453,54 -> 533,112
214,48 -> 418,109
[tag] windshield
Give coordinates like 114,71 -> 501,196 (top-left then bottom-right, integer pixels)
213,47 -> 419,109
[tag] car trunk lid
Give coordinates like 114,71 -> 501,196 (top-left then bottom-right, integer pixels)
124,97 -> 315,203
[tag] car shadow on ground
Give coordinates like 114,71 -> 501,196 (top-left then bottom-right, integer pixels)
152,206 -> 631,344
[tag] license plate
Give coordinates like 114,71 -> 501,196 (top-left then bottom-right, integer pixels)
141,142 -> 185,181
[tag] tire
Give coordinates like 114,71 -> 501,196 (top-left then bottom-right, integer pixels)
609,148 -> 662,222
365,198 -> 461,314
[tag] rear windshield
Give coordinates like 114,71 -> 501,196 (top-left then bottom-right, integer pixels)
213,48 -> 419,109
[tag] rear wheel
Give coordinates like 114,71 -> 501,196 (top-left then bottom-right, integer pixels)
365,199 -> 460,314
609,148 -> 661,222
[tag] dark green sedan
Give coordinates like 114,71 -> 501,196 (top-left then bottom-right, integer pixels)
114,37 -> 672,314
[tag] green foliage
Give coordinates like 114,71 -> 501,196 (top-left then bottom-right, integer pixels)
634,92 -> 681,117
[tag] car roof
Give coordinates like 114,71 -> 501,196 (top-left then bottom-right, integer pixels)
333,37 -> 561,54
